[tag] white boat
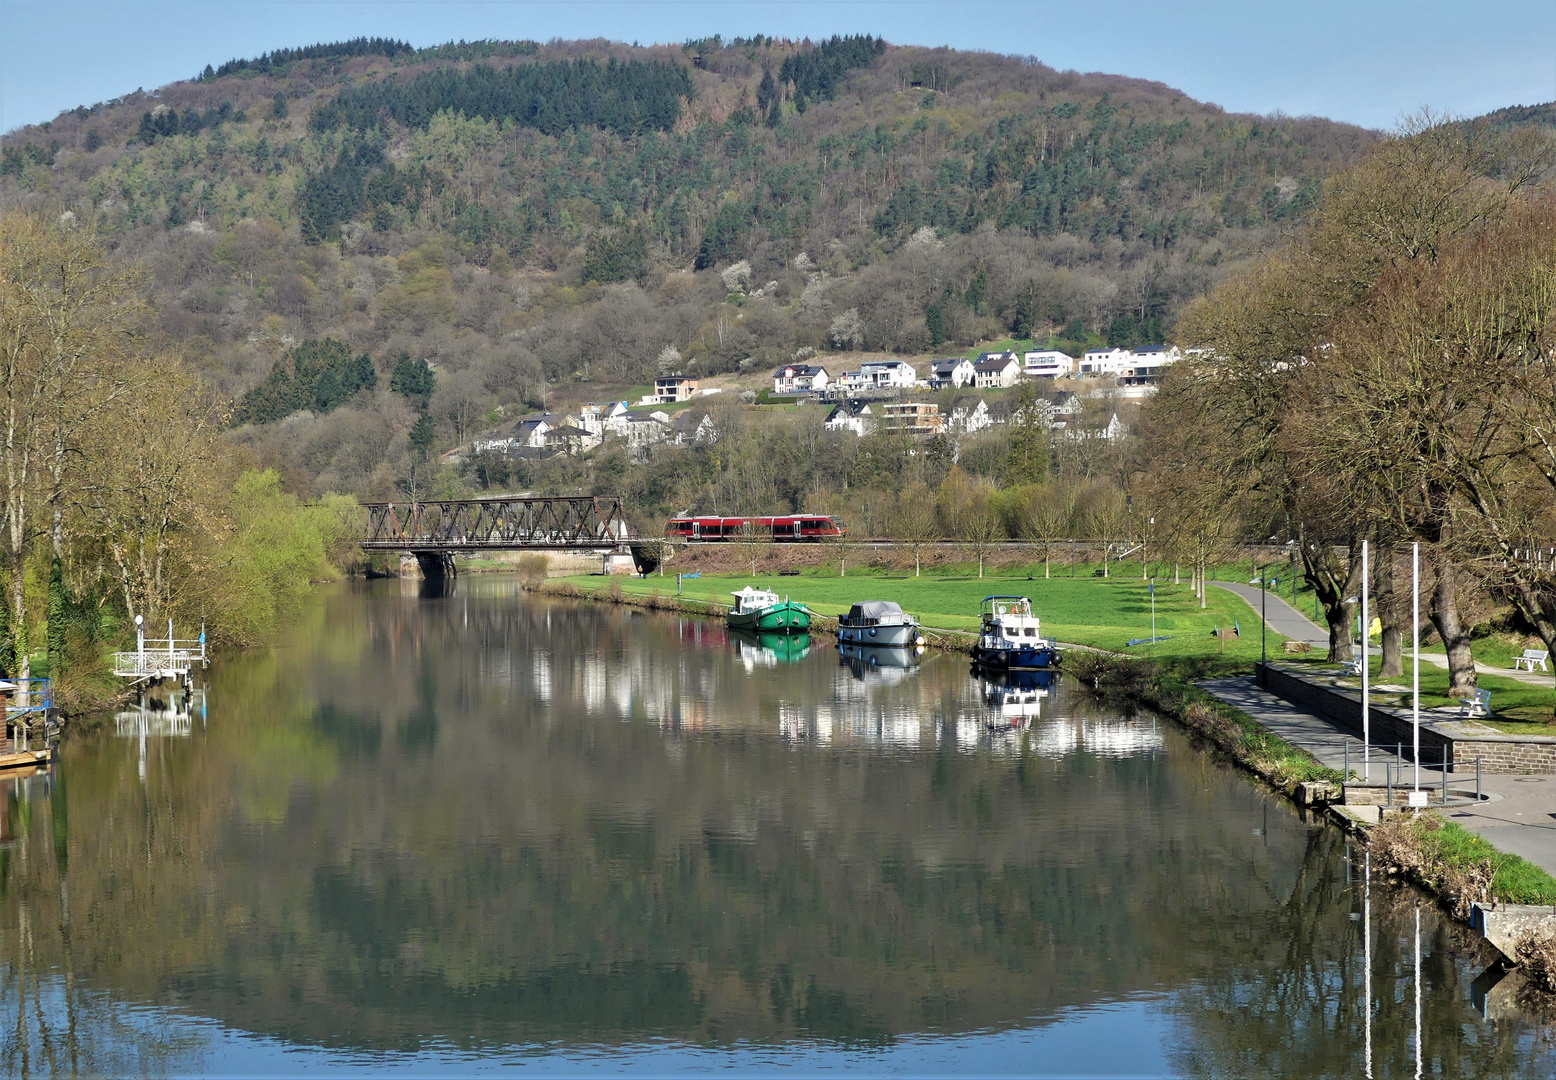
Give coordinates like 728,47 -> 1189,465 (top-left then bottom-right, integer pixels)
836,600 -> 925,647
971,596 -> 1061,670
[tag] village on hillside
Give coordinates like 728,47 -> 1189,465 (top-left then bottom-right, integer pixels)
446,344 -> 1175,464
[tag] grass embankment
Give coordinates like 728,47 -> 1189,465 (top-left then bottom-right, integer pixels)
1295,655 -> 1556,733
1069,651 -> 1342,790
558,568 -> 1285,661
1371,811 -> 1556,913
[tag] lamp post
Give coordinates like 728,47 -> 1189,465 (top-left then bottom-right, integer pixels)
1413,541 -> 1420,794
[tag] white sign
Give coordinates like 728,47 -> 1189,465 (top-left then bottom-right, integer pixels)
1408,790 -> 1429,808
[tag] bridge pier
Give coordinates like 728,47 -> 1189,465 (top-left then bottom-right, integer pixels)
401,551 -> 457,580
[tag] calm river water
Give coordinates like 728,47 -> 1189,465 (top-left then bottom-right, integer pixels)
1,576 -> 1553,1076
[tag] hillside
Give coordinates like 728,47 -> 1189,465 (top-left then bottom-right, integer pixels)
0,35 -> 1376,503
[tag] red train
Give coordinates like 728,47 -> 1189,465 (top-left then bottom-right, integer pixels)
666,515 -> 847,542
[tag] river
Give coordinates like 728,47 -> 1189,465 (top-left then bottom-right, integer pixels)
0,576 -> 1551,1076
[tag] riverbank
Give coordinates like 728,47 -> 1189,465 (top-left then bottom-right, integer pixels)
536,571 -> 1556,982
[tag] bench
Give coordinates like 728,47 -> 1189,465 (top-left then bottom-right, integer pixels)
1514,649 -> 1550,673
1459,688 -> 1492,718
1339,658 -> 1363,678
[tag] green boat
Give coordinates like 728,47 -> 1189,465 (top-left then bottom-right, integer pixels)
727,586 -> 812,634
730,630 -> 813,665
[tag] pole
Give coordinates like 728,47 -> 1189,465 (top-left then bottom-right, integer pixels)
1150,578 -> 1156,642
1413,541 -> 1420,792
1362,540 -> 1370,781
1261,569 -> 1268,666
1364,849 -> 1373,1080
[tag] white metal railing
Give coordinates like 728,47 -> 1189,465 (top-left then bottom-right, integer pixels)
113,649 -> 203,678
113,623 -> 207,681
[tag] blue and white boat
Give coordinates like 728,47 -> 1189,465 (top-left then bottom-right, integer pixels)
837,600 -> 925,647
971,596 -> 1061,670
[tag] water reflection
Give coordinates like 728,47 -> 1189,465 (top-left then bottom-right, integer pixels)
0,576 -> 1551,1075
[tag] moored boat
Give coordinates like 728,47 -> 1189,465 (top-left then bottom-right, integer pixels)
731,629 -> 812,665
727,586 -> 812,634
836,600 -> 926,647
970,595 -> 1061,670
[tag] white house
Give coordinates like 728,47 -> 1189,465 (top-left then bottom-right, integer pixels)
973,354 -> 1022,388
772,363 -> 830,394
844,359 -> 917,391
1078,347 -> 1134,378
472,413 -> 572,453
929,357 -> 977,389
823,400 -> 874,436
1023,350 -> 1075,379
670,410 -> 718,445
579,401 -> 630,438
945,397 -> 994,435
626,411 -> 671,448
1119,345 -> 1181,387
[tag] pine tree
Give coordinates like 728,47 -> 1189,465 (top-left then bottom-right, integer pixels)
390,354 -> 436,405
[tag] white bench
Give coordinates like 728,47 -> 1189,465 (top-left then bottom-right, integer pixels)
1339,658 -> 1363,678
1459,688 -> 1492,718
1514,649 -> 1550,673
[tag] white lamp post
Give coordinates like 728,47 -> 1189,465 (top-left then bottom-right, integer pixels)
1362,540 -> 1370,781
1413,541 -> 1420,793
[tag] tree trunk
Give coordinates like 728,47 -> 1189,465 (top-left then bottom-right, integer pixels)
1428,559 -> 1477,698
1378,553 -> 1403,678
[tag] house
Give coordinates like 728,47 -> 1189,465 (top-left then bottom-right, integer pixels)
1078,347 -> 1134,378
653,376 -> 700,404
625,410 -> 671,448
1023,350 -> 1075,379
1119,345 -> 1181,388
929,357 -> 977,389
840,358 -> 918,392
945,397 -> 993,435
548,421 -> 602,454
670,409 -> 718,445
1044,391 -> 1082,417
879,401 -> 943,435
973,354 -> 1022,389
772,364 -> 830,395
579,401 -> 630,438
471,413 -> 571,454
823,400 -> 874,436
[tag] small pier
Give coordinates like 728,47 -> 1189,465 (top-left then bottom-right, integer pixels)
114,619 -> 207,689
2,678 -> 56,770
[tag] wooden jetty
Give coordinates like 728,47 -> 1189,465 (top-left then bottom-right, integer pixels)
0,748 -> 49,771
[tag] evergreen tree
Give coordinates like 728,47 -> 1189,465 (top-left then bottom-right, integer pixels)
926,305 -> 945,348
47,558 -> 66,671
410,414 -> 437,460
390,353 -> 436,405
272,92 -> 289,119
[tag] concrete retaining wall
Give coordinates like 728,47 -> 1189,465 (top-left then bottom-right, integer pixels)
1257,663 -> 1453,761
1257,662 -> 1556,774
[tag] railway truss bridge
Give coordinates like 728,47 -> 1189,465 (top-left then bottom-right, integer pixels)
361,496 -> 660,577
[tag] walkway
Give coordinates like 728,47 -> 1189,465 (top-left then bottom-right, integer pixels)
1211,581 -> 1556,687
1200,674 -> 1556,877
1209,582 -> 1329,649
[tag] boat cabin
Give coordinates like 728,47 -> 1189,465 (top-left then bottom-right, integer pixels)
840,600 -> 912,627
979,596 -> 1046,647
730,586 -> 781,615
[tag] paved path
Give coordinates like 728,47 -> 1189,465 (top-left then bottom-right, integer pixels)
1200,674 -> 1556,876
1212,581 -> 1556,687
1209,581 -> 1330,648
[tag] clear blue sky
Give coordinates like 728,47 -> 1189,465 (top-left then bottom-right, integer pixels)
3,0 -> 1553,135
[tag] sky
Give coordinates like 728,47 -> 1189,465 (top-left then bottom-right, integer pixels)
2,0 -> 1554,135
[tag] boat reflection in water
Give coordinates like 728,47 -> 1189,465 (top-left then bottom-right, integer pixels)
730,629 -> 812,667
977,667 -> 1056,732
838,641 -> 925,683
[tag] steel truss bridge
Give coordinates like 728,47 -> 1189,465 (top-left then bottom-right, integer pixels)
361,497 -> 635,555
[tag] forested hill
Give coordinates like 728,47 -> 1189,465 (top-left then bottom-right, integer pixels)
0,34 -> 1375,496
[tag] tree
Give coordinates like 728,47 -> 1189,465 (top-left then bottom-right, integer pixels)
1004,381 -> 1050,487
828,308 -> 865,351
390,353 -> 436,406
891,482 -> 936,576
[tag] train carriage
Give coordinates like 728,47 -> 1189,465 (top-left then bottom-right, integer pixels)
666,515 -> 846,542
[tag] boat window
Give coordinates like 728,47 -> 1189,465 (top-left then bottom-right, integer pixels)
1025,628 -> 1037,637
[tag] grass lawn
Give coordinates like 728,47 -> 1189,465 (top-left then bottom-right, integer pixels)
1295,655 -> 1556,733
556,569 -> 1284,661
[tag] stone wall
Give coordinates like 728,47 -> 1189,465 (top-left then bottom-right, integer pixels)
1454,740 -> 1556,773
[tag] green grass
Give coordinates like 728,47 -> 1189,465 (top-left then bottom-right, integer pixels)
1427,819 -> 1556,904
1295,654 -> 1556,731
559,567 -> 1284,661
